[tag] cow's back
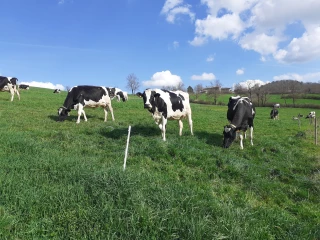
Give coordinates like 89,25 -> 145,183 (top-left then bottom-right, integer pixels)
166,90 -> 191,120
64,86 -> 109,108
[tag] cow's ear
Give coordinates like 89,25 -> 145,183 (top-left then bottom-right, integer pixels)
136,92 -> 142,97
154,93 -> 160,98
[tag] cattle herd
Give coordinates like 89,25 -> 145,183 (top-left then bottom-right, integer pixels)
0,76 -> 317,149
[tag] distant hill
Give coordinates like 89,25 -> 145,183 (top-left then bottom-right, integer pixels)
260,80 -> 320,94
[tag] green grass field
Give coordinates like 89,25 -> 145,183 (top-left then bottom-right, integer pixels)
0,88 -> 319,239
191,92 -> 320,107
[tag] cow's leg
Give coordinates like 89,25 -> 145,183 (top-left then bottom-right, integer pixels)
9,86 -> 14,101
179,120 -> 183,136
236,131 -> 240,141
14,86 -> 20,100
188,113 -> 193,136
239,132 -> 244,149
106,103 -> 115,121
161,117 -> 167,141
250,127 -> 254,146
82,110 -> 88,122
76,104 -> 84,123
103,108 -> 108,122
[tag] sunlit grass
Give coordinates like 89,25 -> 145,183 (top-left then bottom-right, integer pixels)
0,88 -> 319,239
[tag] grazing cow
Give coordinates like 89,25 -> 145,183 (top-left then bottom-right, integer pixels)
121,91 -> 128,101
19,84 -> 30,90
107,87 -> 127,102
57,85 -> 114,123
53,89 -> 61,93
270,109 -> 279,120
306,111 -> 316,124
0,76 -> 20,101
223,96 -> 256,149
136,89 -> 193,141
273,103 -> 280,108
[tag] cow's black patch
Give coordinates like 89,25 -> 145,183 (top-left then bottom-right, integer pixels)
162,89 -> 184,112
0,76 -> 10,89
153,93 -> 167,118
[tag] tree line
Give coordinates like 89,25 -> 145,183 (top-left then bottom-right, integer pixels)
124,74 -> 320,107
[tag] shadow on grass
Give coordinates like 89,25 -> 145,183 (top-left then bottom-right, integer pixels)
100,124 -> 159,139
48,114 -> 97,122
195,131 -> 223,147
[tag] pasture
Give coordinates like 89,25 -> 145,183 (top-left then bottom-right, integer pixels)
191,93 -> 320,108
0,87 -> 319,239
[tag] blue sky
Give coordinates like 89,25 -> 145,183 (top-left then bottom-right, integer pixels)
1,0 -> 320,92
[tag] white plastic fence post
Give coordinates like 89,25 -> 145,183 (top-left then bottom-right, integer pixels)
123,125 -> 131,170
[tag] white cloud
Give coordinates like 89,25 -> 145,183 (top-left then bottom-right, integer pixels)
235,79 -> 267,89
191,72 -> 216,81
161,0 -> 195,23
236,68 -> 244,75
20,81 -> 65,90
58,0 -> 65,4
142,70 -> 183,88
239,32 -> 282,56
206,55 -> 214,62
191,13 -> 245,42
161,0 -> 182,13
188,0 -> 320,63
260,56 -> 266,62
274,27 -> 320,63
273,72 -> 320,82
189,36 -> 207,46
173,41 -> 179,49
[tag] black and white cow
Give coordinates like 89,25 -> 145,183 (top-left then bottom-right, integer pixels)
121,91 -> 128,102
306,111 -> 316,124
0,76 -> 20,101
53,89 -> 61,93
223,96 -> 256,149
107,87 -> 127,102
137,89 -> 193,141
19,84 -> 30,90
57,85 -> 114,123
270,109 -> 279,120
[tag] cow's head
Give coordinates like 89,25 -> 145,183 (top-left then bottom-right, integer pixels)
136,89 -> 156,110
9,77 -> 18,85
106,88 -> 116,99
222,125 -> 237,148
57,107 -> 70,121
116,91 -> 126,102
